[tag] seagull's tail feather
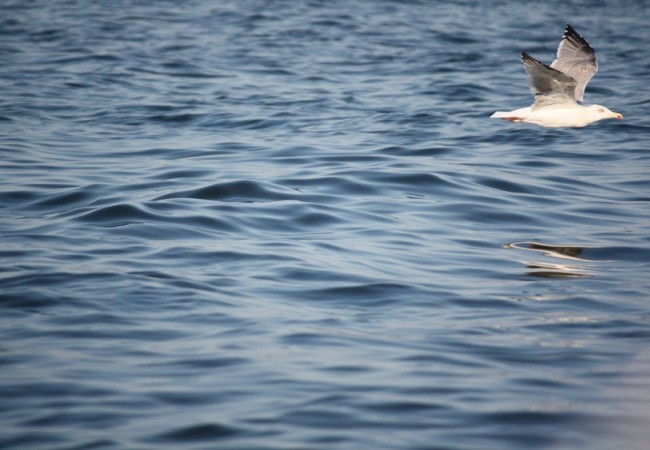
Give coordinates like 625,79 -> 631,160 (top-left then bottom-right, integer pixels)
490,111 -> 523,122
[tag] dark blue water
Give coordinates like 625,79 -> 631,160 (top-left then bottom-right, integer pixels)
2,1 -> 650,449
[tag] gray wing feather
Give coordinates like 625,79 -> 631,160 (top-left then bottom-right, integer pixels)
521,51 -> 577,109
550,24 -> 598,102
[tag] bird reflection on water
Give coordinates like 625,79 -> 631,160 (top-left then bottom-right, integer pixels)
505,241 -> 606,278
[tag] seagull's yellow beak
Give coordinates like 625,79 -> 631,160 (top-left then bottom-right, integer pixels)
613,112 -> 623,120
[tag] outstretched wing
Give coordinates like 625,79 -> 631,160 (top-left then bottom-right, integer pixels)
521,51 -> 577,109
550,24 -> 598,102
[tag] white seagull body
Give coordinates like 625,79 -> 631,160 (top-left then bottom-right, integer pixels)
491,24 -> 622,128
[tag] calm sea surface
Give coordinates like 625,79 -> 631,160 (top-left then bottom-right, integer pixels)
2,1 -> 650,449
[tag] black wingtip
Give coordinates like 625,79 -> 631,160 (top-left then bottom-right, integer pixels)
521,51 -> 539,64
521,51 -> 541,69
564,24 -> 574,37
520,51 -> 561,74
560,23 -> 593,51
563,24 -> 582,40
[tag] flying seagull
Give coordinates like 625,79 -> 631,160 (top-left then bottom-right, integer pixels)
491,24 -> 622,128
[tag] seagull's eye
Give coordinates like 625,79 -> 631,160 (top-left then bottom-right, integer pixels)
597,108 -> 605,113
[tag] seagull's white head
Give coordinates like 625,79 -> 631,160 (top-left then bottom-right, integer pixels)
589,104 -> 623,122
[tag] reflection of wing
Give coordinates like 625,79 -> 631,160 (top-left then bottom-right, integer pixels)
521,52 -> 577,109
550,24 -> 598,102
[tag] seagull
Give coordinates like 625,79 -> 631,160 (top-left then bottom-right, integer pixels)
491,24 -> 622,128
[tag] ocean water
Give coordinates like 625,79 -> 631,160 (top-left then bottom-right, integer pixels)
2,1 -> 650,449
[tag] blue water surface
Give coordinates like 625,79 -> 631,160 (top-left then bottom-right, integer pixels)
2,1 -> 650,449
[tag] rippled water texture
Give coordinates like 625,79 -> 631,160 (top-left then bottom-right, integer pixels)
2,1 -> 650,449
